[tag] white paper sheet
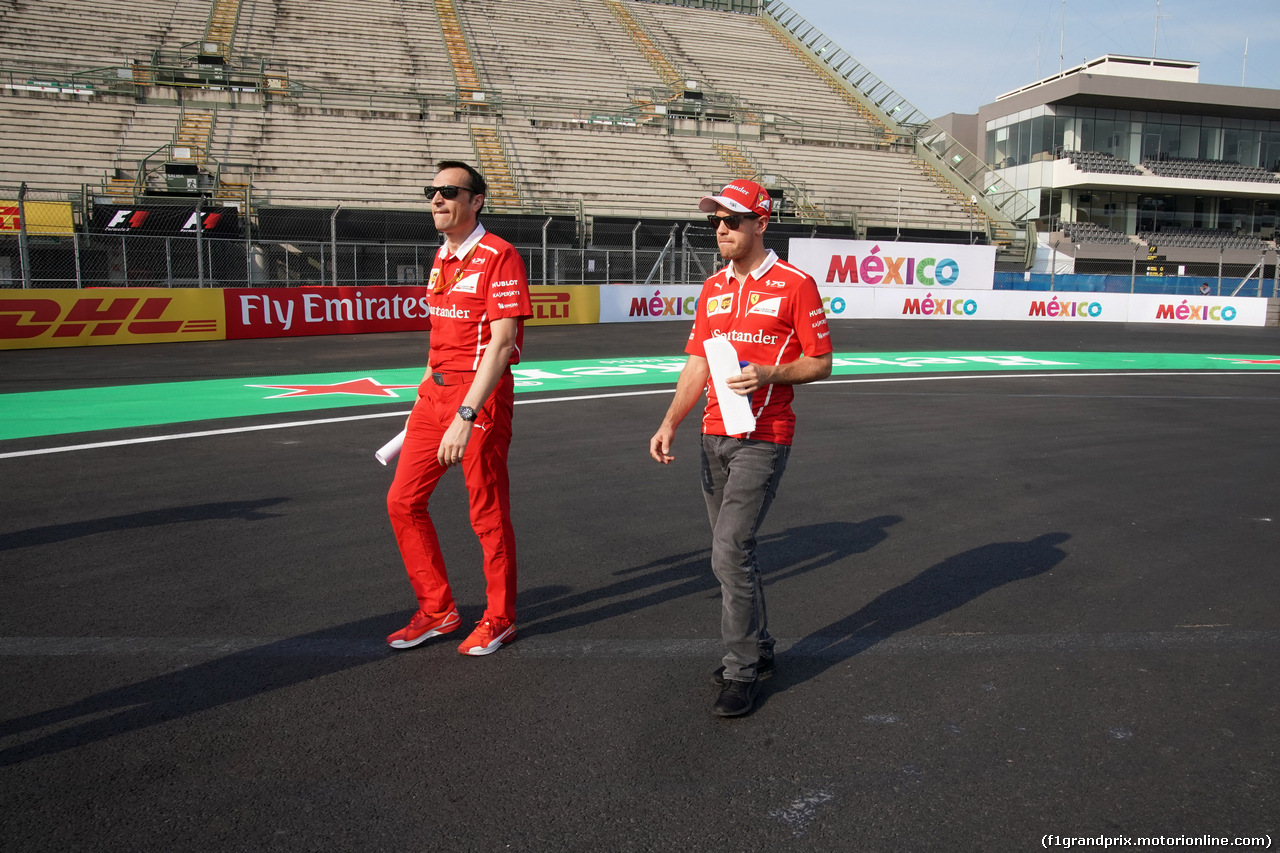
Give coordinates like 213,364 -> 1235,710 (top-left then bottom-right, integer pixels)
375,429 -> 406,466
702,336 -> 756,435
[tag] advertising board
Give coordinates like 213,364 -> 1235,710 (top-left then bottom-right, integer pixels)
223,287 -> 432,339
0,288 -> 223,349
789,238 -> 997,290
599,285 -> 701,323
527,285 -> 600,326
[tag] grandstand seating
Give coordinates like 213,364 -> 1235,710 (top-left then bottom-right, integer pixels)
0,0 -> 195,70
0,0 -> 984,235
1141,157 -> 1280,184
0,96 -> 140,191
237,0 -> 455,100
1139,228 -> 1268,251
1061,222 -> 1133,246
1064,150 -> 1142,176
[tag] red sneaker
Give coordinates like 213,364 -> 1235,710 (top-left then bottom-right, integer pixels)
386,608 -> 461,649
457,615 -> 516,656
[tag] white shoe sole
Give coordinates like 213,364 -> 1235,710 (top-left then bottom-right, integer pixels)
388,613 -> 460,649
459,625 -> 515,656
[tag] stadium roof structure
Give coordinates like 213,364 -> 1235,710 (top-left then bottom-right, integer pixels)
989,55 -> 1280,122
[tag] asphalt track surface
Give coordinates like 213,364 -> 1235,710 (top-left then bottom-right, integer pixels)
2,319 -> 1279,852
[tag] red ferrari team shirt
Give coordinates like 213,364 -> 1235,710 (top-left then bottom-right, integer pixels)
685,249 -> 832,445
426,224 -> 532,372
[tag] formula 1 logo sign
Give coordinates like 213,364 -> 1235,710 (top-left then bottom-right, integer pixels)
0,289 -> 224,349
90,204 -> 241,236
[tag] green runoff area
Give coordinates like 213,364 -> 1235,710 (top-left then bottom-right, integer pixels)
2,352 -> 1280,441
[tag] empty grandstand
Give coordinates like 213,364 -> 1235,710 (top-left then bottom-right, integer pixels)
1,0 -> 1034,287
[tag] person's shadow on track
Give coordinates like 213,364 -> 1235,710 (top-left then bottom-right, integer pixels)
773,532 -> 1071,694
0,498 -> 288,551
0,616 -> 397,767
518,516 -> 904,637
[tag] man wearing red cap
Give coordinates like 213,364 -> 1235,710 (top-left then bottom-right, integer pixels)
385,160 -> 532,657
649,179 -> 833,717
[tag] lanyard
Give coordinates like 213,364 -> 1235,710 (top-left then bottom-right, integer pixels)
433,244 -> 480,295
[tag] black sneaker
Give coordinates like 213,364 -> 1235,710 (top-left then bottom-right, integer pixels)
712,656 -> 774,686
712,678 -> 760,718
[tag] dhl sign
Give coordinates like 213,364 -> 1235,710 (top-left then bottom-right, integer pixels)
0,201 -> 76,236
0,289 -> 224,349
526,285 -> 599,326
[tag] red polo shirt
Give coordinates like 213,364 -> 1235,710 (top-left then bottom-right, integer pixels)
426,224 -> 532,372
685,250 -> 831,445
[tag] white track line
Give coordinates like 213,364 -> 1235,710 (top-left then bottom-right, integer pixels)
0,629 -> 1273,658
1,372 -> 1275,460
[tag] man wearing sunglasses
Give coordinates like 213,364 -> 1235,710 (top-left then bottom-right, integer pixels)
385,160 -> 532,656
649,179 -> 832,717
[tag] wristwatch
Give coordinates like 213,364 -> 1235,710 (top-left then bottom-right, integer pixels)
457,405 -> 477,423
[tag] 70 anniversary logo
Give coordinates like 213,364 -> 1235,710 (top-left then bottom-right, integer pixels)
3,352 -> 1280,441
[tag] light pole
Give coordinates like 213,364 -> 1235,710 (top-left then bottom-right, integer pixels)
896,186 -> 902,241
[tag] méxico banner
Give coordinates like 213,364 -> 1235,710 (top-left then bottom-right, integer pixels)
814,287 -> 1268,325
599,285 -> 701,323
788,238 -> 997,289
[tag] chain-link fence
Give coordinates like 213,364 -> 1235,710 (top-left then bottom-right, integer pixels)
1,183 -> 876,288
0,202 -> 739,288
0,233 -> 732,288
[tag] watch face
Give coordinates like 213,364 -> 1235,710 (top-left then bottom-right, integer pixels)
458,406 -> 476,422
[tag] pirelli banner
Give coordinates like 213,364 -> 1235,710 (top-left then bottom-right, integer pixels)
526,285 -> 599,326
789,238 -> 997,290
0,200 -> 76,236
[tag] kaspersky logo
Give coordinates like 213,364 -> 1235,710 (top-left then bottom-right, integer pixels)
103,210 -> 225,232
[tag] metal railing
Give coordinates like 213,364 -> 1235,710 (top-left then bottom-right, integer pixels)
762,0 -> 1037,226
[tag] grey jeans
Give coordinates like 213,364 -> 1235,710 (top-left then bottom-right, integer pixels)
700,433 -> 791,683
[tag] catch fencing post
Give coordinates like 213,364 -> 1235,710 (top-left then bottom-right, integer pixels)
330,204 -> 342,287
196,198 -> 205,288
17,183 -> 32,288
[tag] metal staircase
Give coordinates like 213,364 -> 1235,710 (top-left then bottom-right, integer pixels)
434,0 -> 487,108
712,141 -> 829,223
202,0 -> 243,60
469,126 -> 520,210
173,108 -> 215,162
605,0 -> 684,97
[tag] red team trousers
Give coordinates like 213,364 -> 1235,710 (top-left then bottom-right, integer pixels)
386,371 -> 518,624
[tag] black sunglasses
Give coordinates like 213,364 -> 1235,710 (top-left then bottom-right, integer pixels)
424,184 -> 477,200
707,213 -> 759,230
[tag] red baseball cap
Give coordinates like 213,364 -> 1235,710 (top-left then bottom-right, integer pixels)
699,179 -> 772,218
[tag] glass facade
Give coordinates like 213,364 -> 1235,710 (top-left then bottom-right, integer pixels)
985,105 -> 1280,234
986,105 -> 1280,171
